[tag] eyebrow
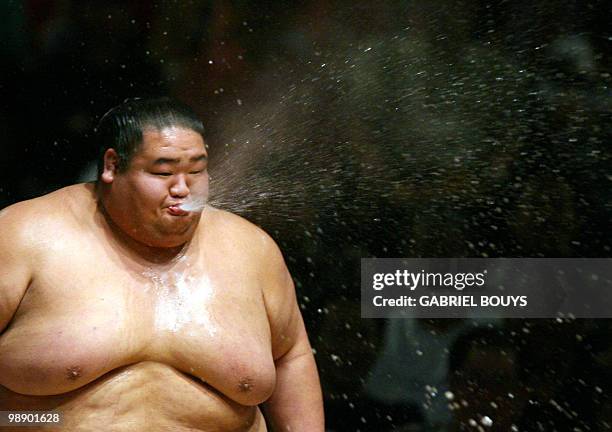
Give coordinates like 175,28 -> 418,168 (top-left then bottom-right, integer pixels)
152,154 -> 208,165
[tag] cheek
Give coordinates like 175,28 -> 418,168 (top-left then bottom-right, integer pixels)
192,175 -> 209,198
132,177 -> 168,206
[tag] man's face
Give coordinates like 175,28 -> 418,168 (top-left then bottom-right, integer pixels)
101,126 -> 209,248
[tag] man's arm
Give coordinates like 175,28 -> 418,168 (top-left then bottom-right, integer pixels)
260,238 -> 324,431
0,203 -> 34,333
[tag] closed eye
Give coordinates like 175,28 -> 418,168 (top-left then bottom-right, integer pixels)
153,172 -> 172,176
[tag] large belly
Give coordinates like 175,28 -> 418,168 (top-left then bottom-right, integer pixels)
0,362 -> 267,432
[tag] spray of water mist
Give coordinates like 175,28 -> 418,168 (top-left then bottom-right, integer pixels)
196,8 -> 607,260
179,195 -> 207,213
203,28 -> 545,255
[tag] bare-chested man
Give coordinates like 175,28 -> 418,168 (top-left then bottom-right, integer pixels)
0,98 -> 324,431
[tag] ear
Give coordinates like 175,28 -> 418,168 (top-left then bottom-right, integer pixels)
100,149 -> 120,184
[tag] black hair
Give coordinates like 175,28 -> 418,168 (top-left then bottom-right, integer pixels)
95,97 -> 205,178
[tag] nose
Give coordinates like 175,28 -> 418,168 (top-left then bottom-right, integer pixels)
169,174 -> 190,198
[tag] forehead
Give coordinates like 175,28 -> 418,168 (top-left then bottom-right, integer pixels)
136,126 -> 207,159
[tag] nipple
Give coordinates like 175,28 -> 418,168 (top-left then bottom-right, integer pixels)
238,377 -> 254,393
66,365 -> 83,381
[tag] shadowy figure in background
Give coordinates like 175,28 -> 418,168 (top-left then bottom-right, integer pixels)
448,327 -> 528,432
449,321 -> 591,432
361,319 -> 501,431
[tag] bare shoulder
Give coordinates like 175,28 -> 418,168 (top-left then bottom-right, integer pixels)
0,185 -> 85,331
0,184 -> 93,246
0,193 -> 52,248
0,184 -> 96,331
203,206 -> 285,265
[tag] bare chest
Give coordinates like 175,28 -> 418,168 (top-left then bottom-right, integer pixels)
0,245 -> 275,405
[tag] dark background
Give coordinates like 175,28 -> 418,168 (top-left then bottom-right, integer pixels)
1,1 -> 611,430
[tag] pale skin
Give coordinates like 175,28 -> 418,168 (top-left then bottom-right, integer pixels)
0,127 -> 324,431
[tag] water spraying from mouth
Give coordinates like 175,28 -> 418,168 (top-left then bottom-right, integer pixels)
179,196 -> 207,213
200,17 -> 607,260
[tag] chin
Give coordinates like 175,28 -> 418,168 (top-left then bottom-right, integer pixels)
144,235 -> 190,249
152,226 -> 197,247
154,240 -> 188,249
